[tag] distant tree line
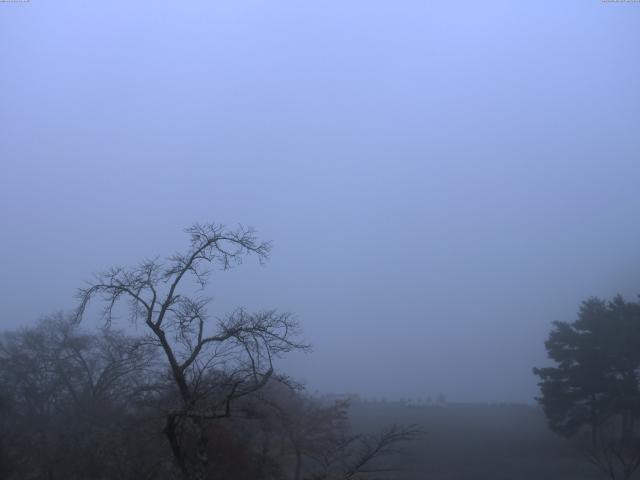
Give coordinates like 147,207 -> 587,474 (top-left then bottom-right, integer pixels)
0,223 -> 418,480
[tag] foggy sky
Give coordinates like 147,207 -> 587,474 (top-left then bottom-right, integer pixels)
1,1 -> 639,403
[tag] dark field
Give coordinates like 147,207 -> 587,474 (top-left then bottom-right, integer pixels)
349,401 -> 602,480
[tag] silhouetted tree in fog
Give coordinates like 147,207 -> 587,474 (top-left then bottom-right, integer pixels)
1,222 -> 420,480
0,313 -> 162,479
75,222 -> 310,480
248,381 -> 421,480
534,295 -> 640,480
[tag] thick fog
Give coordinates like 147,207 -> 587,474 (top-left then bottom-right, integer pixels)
1,1 -> 639,404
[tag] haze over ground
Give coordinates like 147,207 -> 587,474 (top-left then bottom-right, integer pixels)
1,1 -> 639,403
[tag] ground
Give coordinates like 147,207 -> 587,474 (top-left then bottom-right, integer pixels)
349,400 -> 603,480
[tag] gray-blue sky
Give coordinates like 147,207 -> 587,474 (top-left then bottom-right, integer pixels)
1,1 -> 639,403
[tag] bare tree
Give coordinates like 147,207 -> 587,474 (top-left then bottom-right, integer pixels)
0,313 -> 161,480
309,421 -> 421,480
252,382 -> 421,480
75,222 -> 309,480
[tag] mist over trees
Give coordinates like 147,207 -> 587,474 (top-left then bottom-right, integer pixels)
0,223 -> 418,480
2,0 -> 638,478
0,313 -> 163,479
3,223 -> 640,480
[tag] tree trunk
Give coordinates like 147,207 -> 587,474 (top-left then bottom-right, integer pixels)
294,446 -> 302,480
164,414 -> 189,480
193,418 -> 210,480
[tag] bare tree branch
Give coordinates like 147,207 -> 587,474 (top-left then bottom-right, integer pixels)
73,222 -> 307,480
